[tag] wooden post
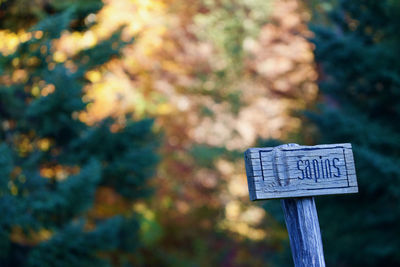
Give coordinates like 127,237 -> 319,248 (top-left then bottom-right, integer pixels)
281,197 -> 325,267
244,143 -> 358,266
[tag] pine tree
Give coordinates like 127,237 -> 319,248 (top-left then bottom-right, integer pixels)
306,0 -> 400,265
0,6 -> 159,267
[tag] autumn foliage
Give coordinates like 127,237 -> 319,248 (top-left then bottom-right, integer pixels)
6,0 -> 396,266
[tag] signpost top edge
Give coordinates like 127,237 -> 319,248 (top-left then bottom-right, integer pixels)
245,143 -> 352,154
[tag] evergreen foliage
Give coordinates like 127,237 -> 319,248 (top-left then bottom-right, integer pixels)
0,6 -> 159,267
307,0 -> 400,265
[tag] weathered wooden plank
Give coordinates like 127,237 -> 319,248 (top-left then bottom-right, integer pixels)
282,197 -> 325,267
252,165 -> 262,171
252,170 -> 263,176
249,186 -> 358,201
244,143 -> 358,200
249,190 -> 257,201
347,174 -> 358,187
245,151 -> 256,193
254,178 -> 350,192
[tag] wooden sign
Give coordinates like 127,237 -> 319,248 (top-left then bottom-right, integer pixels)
245,143 -> 358,201
244,143 -> 358,266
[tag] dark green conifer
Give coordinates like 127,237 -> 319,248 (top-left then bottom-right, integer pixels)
0,6 -> 159,267
307,0 -> 400,265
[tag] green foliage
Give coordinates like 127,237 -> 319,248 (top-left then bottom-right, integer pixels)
189,144 -> 242,168
27,217 -> 141,267
192,0 -> 273,114
195,0 -> 272,67
0,6 -> 159,267
189,145 -> 227,168
306,0 -> 400,265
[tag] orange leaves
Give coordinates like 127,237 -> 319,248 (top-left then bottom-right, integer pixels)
0,0 -> 318,262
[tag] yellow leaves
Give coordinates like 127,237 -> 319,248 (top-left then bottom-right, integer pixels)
8,34 -> 19,50
34,30 -> 43,39
134,203 -> 155,220
0,30 -> 20,55
82,79 -> 133,123
40,165 -> 79,180
37,138 -> 51,151
225,201 -> 266,226
14,135 -> 33,156
221,200 -> 267,241
225,200 -> 241,221
162,61 -> 186,74
53,51 -> 67,63
10,183 -> 18,196
37,229 -> 52,241
134,202 -> 162,246
51,30 -> 98,62
19,31 -> 32,43
27,56 -> 40,66
31,86 -> 40,97
12,69 -> 28,83
10,227 -> 52,246
82,68 -> 174,123
41,84 -> 55,96
223,221 -> 267,241
156,103 -> 173,115
32,83 -> 55,97
96,0 -> 157,36
0,30 -> 37,55
227,174 -> 248,197
40,167 -> 54,179
12,58 -> 19,67
134,0 -> 163,11
40,45 -> 47,54
81,30 -> 98,48
86,70 -> 102,83
241,207 -> 266,226
14,0 -> 171,126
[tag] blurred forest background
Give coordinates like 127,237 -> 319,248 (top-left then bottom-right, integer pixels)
1,0 -> 400,266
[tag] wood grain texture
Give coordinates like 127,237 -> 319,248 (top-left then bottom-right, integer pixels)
282,197 -> 325,267
244,143 -> 358,201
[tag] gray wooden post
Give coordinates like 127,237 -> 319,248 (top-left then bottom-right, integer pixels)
281,197 -> 325,267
